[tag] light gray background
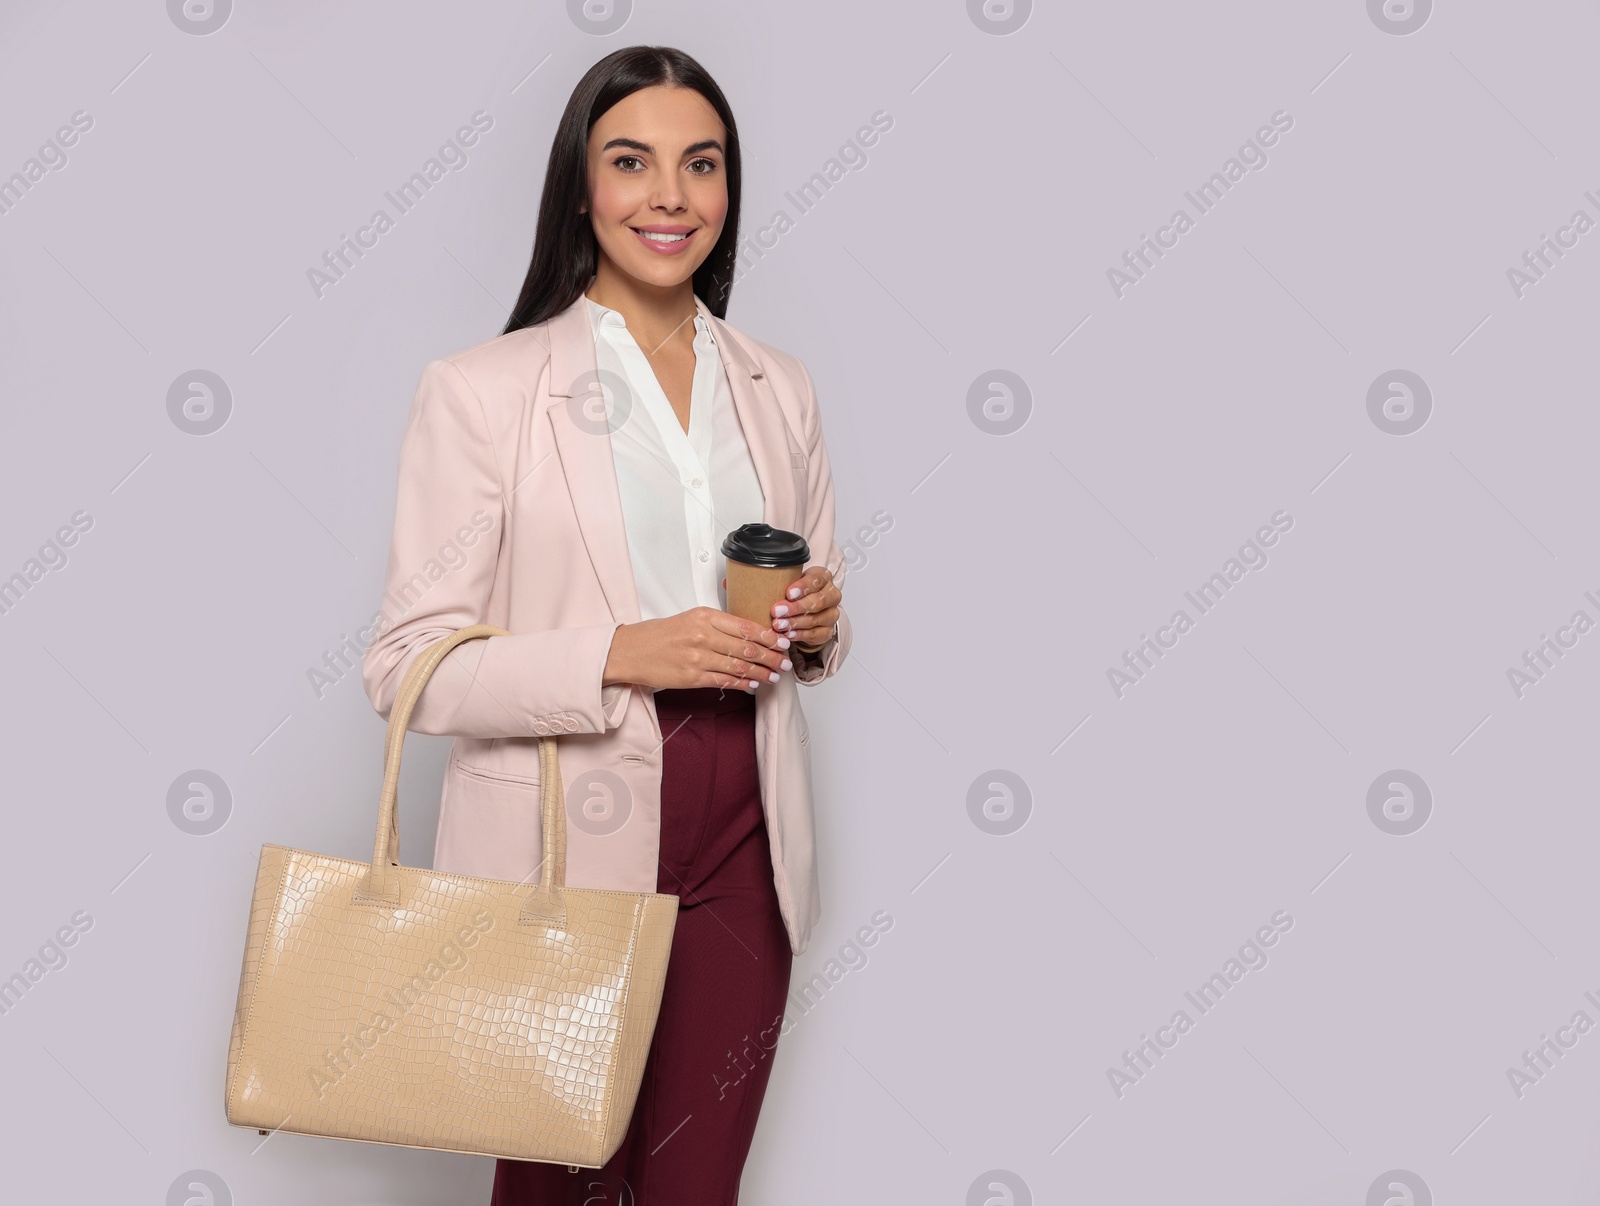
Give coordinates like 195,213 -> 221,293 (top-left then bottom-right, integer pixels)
2,1 -> 1596,1202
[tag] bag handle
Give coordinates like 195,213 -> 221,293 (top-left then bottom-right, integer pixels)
354,624 -> 568,927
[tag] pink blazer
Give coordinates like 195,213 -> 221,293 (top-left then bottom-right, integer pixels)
360,289 -> 851,956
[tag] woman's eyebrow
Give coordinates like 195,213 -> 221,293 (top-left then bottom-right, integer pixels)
600,137 -> 725,156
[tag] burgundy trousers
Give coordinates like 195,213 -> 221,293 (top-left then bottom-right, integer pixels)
490,685 -> 795,1206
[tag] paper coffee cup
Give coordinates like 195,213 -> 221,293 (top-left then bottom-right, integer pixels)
721,522 -> 810,629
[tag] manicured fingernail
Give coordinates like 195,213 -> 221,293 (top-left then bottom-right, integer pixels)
776,636 -> 791,649
780,659 -> 792,671
773,604 -> 789,616
774,618 -> 789,630
787,587 -> 802,600
768,671 -> 779,682
749,680 -> 760,690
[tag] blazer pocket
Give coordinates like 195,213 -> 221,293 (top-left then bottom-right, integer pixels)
451,759 -> 541,788
436,757 -> 544,882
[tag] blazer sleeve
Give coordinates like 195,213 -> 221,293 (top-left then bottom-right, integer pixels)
360,357 -> 630,737
787,356 -> 853,686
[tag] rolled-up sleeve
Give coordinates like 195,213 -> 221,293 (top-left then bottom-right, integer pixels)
788,357 -> 852,686
361,357 -> 632,736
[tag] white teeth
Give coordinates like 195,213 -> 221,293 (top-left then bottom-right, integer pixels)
637,230 -> 688,242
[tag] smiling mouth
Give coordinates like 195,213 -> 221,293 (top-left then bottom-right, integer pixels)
631,228 -> 694,243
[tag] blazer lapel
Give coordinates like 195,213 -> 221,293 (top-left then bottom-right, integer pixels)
542,290 -> 800,629
546,293 -> 642,627
695,294 -> 800,537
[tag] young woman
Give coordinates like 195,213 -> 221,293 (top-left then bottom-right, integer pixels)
360,45 -> 852,1204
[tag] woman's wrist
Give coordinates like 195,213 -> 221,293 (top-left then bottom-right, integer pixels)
602,622 -> 634,687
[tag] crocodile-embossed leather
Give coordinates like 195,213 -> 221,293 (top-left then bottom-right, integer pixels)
224,625 -> 678,1168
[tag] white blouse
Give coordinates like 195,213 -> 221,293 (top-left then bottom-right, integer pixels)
586,295 -> 766,623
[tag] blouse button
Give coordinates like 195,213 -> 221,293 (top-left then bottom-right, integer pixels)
698,549 -> 710,562
690,477 -> 703,489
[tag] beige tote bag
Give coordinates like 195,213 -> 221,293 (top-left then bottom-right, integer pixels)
224,624 -> 679,1168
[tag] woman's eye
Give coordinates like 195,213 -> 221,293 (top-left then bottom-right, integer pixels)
613,154 -> 717,174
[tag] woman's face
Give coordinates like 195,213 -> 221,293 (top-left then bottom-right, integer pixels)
583,84 -> 729,290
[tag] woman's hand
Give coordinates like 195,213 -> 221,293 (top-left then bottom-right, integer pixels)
771,565 -> 841,653
603,608 -> 793,692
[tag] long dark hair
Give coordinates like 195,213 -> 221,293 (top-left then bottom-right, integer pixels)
501,46 -> 742,334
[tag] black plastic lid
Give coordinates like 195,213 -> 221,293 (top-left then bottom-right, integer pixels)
720,522 -> 809,568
